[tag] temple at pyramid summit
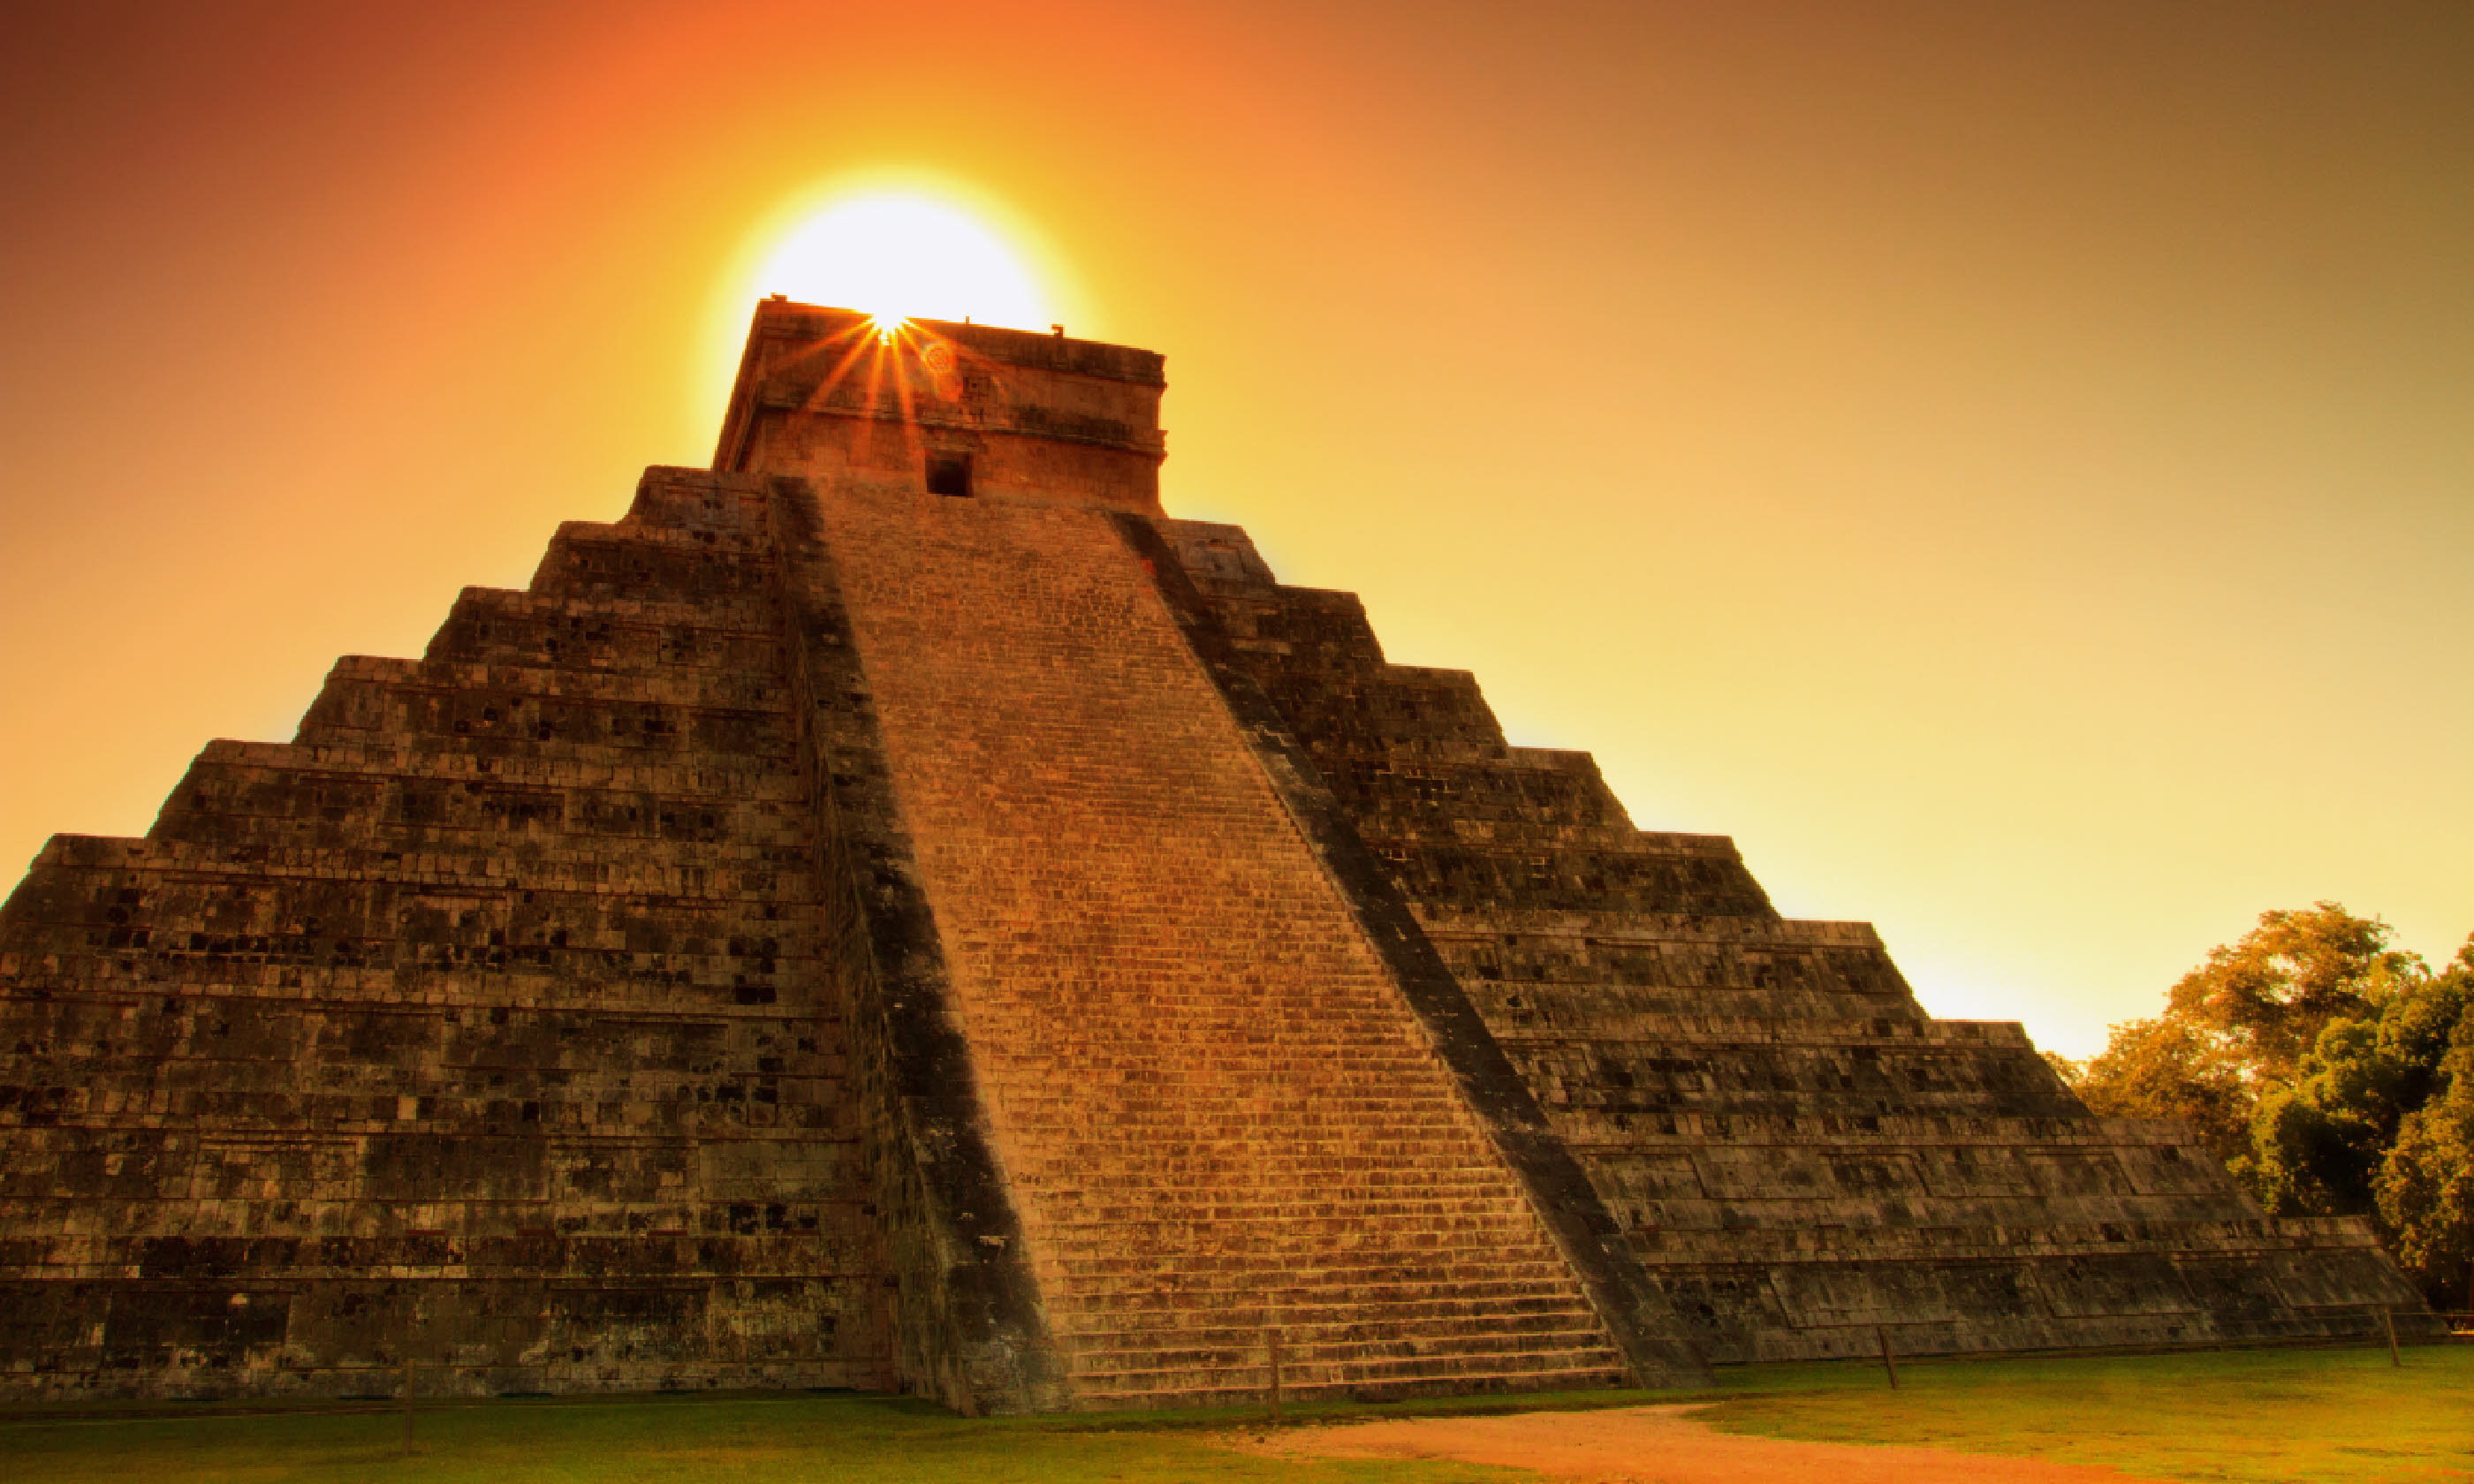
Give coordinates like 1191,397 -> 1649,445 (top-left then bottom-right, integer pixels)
0,300 -> 2440,1411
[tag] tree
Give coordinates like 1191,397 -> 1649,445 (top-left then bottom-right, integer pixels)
2245,1041 -> 2384,1217
2165,902 -> 2422,1082
2067,903 -> 2411,1178
2059,907 -> 2474,1308
2242,942 -> 2470,1220
2063,1014 -> 2253,1170
2372,942 -> 2474,1308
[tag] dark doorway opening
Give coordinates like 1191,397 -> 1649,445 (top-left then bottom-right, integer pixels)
926,454 -> 973,497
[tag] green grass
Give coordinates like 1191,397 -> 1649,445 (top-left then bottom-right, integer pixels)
0,1389 -> 1538,1484
0,1344 -> 2464,1484
1703,1344 -> 2474,1483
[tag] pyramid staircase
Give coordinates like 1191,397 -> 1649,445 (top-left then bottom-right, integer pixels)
796,481 -> 1642,1406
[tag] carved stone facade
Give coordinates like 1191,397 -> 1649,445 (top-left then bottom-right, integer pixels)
0,302 -> 2439,1411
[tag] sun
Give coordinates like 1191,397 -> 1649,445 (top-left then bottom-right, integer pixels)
696,176 -> 1080,430
752,193 -> 1052,331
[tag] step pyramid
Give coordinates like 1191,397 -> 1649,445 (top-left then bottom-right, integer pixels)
0,301 -> 2434,1410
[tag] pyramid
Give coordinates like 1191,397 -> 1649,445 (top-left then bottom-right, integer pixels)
0,301 -> 2437,1411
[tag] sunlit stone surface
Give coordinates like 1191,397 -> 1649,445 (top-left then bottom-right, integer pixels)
0,303 -> 2440,1411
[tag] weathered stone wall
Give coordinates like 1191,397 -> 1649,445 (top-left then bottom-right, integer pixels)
1159,517 -> 2440,1362
719,305 -> 1167,515
0,469 -> 894,1399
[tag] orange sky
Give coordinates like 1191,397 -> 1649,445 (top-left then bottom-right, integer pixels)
4,1 -> 2469,1056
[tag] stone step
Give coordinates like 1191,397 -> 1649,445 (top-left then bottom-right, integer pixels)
1557,1113 -> 2212,1150
1033,1256 -> 1588,1293
1009,1157 -> 1544,1192
0,1087 -> 835,1136
1029,1238 -> 1567,1276
446,590 -> 784,636
186,738 -> 810,803
320,656 -> 790,711
1356,826 -> 1749,864
429,588 -> 785,672
998,1134 -> 1509,1159
1028,1194 -> 1536,1224
1026,1218 -> 1577,1261
1453,950 -> 1903,983
4,884 -> 824,951
440,582 -> 779,638
1538,1088 -> 2081,1122
1370,840 -> 1772,918
1065,1347 -> 1630,1403
161,775 -> 815,852
1019,1162 -> 1515,1186
1025,1209 -> 1552,1248
980,1048 -> 1464,1071
9,837 -> 816,905
522,526 -> 781,609
1627,1197 -> 2265,1236
0,962 -> 830,1018
1067,1362 -> 1631,1411
3,933 -> 823,999
1486,988 -> 1930,1023
1066,1322 -> 1622,1380
2,1058 -> 842,1106
1007,1159 -> 1538,1188
985,1101 -> 1504,1129
292,707 -> 798,768
986,1088 -> 1494,1111
1629,1215 -> 2361,1262
1051,1291 -> 1602,1338
1414,907 -> 1883,950
1014,1176 -> 1524,1207
1485,1011 -> 2033,1049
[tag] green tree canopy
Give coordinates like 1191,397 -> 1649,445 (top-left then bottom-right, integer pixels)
2164,903 -> 2425,1081
2061,907 -> 2473,1307
2375,1022 -> 2474,1304
2057,1014 -> 2251,1170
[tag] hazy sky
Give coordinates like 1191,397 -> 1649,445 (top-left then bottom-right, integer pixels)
4,1 -> 2468,1056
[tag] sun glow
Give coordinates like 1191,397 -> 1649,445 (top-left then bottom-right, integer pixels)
752,193 -> 1052,330
697,177 -> 1081,437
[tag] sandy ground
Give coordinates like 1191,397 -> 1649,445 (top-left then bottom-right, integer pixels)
1220,1404 -> 2170,1484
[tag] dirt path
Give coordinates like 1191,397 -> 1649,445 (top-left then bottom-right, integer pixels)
1225,1404 -> 2171,1484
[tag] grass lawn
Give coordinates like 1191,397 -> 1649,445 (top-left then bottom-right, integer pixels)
0,1389 -> 1538,1484
1704,1343 -> 2474,1484
0,1343 -> 2463,1483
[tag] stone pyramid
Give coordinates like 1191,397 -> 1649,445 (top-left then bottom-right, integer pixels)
0,301 -> 2436,1411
